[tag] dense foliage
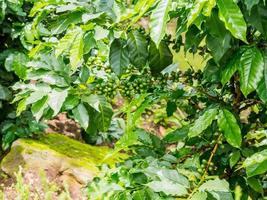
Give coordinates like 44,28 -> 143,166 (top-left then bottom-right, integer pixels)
1,0 -> 267,199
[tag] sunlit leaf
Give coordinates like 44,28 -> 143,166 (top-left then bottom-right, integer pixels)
72,103 -> 89,129
239,47 -> 264,97
217,0 -> 247,42
218,109 -> 242,148
149,0 -> 171,47
187,0 -> 208,27
243,149 -> 267,177
188,107 -> 218,137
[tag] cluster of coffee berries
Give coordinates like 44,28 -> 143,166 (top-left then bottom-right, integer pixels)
120,76 -> 151,98
183,69 -> 203,85
86,56 -> 113,74
95,79 -> 118,99
172,35 -> 183,53
87,56 -> 104,69
197,159 -> 217,174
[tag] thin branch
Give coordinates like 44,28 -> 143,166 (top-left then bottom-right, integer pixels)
188,134 -> 222,198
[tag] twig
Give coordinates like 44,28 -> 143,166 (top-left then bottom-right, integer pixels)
200,134 -> 222,181
239,99 -> 262,112
187,134 -> 222,199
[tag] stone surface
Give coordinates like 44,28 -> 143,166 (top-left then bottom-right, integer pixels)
0,133 -> 125,199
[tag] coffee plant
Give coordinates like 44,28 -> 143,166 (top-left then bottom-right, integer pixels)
0,0 -> 267,199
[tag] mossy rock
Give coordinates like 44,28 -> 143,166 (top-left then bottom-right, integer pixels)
0,133 -> 125,184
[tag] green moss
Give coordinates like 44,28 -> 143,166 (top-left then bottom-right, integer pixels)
19,133 -> 125,168
1,133 -> 127,178
1,145 -> 25,173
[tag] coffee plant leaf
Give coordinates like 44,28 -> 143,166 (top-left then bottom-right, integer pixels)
244,0 -> 260,13
72,103 -> 89,129
239,47 -> 264,97
47,89 -> 68,116
188,107 -> 218,138
127,30 -> 148,68
190,191 -> 207,200
218,109 -> 242,148
187,0 -> 208,27
217,0 -> 247,42
220,52 -> 240,85
256,50 -> 267,103
243,149 -> 267,177
202,0 -> 216,17
109,39 -> 129,76
149,0 -> 171,47
229,151 -> 241,168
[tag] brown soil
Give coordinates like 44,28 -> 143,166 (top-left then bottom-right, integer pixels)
45,113 -> 83,141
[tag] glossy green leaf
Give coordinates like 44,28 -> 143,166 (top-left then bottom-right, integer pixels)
229,151 -> 241,168
83,32 -> 96,55
31,96 -> 49,121
49,11 -> 83,35
0,1 -> 7,23
27,71 -> 69,88
199,179 -> 230,192
48,89 -> 68,116
247,177 -> 264,194
82,95 -> 113,132
55,28 -> 78,57
185,25 -> 205,53
62,95 -> 79,110
203,60 -> 220,83
17,99 -> 27,116
256,50 -> 267,103
243,149 -> 267,177
218,109 -> 242,148
166,101 -> 177,117
240,47 -> 264,97
202,0 -> 216,17
163,126 -> 189,143
132,190 -> 145,200
5,52 -> 28,79
206,11 -> 232,63
72,103 -> 89,129
29,2 -> 48,17
2,132 -> 16,151
127,30 -> 148,67
0,85 -> 11,101
190,191 -> 207,200
131,0 -> 156,25
245,2 -> 267,37
69,28 -> 84,71
217,0 -> 247,42
55,27 -> 84,72
149,0 -> 171,47
221,52 -> 240,85
26,90 -> 48,105
244,0 -> 259,13
187,0 -> 208,27
109,39 -> 129,76
148,41 -> 173,75
94,26 -> 109,41
82,12 -> 104,24
146,180 -> 188,196
188,107 -> 218,137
